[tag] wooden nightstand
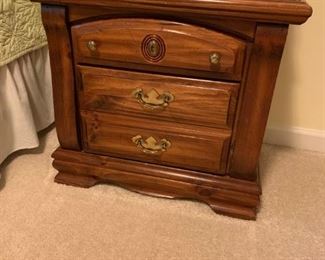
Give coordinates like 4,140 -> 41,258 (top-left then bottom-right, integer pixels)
35,0 -> 312,219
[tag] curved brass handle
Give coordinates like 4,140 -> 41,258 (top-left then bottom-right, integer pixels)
132,135 -> 171,155
132,88 -> 174,111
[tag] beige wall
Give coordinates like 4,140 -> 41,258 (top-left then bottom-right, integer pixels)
268,0 -> 325,131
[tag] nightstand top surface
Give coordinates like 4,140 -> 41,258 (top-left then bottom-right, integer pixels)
34,0 -> 312,24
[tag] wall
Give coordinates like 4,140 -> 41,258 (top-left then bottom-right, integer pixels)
265,0 -> 325,152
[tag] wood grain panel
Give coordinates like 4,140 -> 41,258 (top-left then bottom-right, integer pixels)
41,5 -> 80,150
81,111 -> 231,174
78,66 -> 239,129
72,19 -> 246,80
229,24 -> 289,180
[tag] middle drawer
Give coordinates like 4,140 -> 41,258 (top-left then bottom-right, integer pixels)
78,66 -> 239,129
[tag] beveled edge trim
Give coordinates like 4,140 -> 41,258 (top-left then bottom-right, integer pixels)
52,147 -> 261,220
34,0 -> 312,24
52,147 -> 261,195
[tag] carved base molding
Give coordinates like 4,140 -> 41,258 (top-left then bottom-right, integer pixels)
52,148 -> 261,220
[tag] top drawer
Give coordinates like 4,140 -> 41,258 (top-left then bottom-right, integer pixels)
71,19 -> 246,81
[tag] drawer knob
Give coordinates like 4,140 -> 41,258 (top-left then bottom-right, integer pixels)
148,39 -> 160,57
210,53 -> 221,65
142,35 -> 166,62
87,40 -> 97,51
132,135 -> 171,155
132,88 -> 174,111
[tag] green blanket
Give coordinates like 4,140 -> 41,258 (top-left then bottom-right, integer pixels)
0,0 -> 47,66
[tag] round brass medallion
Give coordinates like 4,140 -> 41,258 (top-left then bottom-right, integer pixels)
142,35 -> 166,63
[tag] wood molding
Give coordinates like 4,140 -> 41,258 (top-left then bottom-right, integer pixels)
68,7 -> 257,41
52,148 -> 261,220
229,24 -> 289,181
264,127 -> 325,153
34,0 -> 312,24
41,5 -> 81,150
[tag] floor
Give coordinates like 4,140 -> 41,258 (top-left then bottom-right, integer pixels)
0,128 -> 324,260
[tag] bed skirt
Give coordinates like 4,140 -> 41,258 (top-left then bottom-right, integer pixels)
0,46 -> 54,164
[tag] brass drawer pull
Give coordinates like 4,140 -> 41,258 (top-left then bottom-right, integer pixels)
210,53 -> 220,65
132,88 -> 174,111
132,135 -> 171,155
87,40 -> 97,51
147,39 -> 160,58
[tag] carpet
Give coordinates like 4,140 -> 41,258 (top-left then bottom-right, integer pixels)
0,128 -> 324,260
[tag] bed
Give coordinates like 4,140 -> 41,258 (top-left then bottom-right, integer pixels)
0,0 -> 54,164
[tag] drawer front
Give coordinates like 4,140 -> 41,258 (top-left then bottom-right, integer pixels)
81,111 -> 231,174
72,19 -> 246,80
79,66 -> 239,129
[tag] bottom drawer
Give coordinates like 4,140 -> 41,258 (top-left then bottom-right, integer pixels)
81,111 -> 231,174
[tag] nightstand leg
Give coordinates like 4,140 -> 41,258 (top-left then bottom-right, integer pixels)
55,172 -> 99,188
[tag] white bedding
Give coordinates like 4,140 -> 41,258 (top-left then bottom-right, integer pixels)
0,1 -> 54,165
0,46 -> 54,164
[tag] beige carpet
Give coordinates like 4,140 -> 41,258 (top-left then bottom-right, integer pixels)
0,128 -> 324,260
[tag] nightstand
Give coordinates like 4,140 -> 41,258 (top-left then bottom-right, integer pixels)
35,0 -> 312,219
